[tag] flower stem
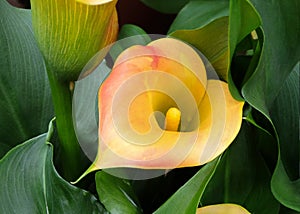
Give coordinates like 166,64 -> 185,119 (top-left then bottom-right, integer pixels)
46,67 -> 86,181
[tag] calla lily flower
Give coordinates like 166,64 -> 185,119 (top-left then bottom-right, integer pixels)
197,204 -> 250,214
31,0 -> 118,81
91,38 -> 244,171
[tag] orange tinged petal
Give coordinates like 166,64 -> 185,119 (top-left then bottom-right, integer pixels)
180,80 -> 244,166
114,38 -> 207,103
90,38 -> 244,171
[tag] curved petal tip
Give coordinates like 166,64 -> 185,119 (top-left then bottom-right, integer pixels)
197,204 -> 250,214
76,0 -> 113,5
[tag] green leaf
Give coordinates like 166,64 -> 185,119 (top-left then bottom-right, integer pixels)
242,0 -> 300,117
227,4 -> 299,211
239,0 -> 300,210
118,24 -> 150,40
154,157 -> 220,214
168,1 -> 229,81
201,122 -> 280,213
229,0 -> 261,58
96,171 -> 143,214
228,0 -> 262,99
168,0 -> 229,34
140,0 -> 189,14
0,123 -> 106,213
0,0 -> 53,154
270,64 -> 300,212
270,64 -> 299,181
272,160 -> 300,212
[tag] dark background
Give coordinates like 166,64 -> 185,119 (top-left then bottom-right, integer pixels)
6,0 -> 176,34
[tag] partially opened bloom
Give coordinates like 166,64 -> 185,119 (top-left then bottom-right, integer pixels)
91,38 -> 244,171
31,0 -> 118,81
197,204 -> 250,214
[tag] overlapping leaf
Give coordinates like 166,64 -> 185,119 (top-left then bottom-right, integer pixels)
240,0 -> 300,210
270,64 -> 300,212
96,171 -> 143,214
242,0 -> 300,114
228,0 -> 261,99
140,0 -> 189,14
0,0 -> 53,157
154,157 -> 220,214
201,123 -> 280,213
0,123 -> 106,213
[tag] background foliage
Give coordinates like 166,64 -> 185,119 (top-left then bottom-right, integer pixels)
0,0 -> 299,213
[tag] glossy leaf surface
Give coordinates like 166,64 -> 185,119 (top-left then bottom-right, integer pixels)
0,0 -> 53,157
0,126 -> 106,213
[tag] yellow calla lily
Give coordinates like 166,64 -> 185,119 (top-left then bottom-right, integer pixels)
31,0 -> 118,81
197,204 -> 250,214
91,37 -> 244,171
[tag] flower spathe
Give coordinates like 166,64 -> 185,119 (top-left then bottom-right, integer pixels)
92,38 -> 244,170
31,0 -> 118,81
197,204 -> 250,214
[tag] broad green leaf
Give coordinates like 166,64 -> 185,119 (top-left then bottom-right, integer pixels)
0,123 -> 106,213
270,64 -> 300,212
270,64 -> 299,181
201,123 -> 280,214
140,0 -> 189,14
272,160 -> 300,212
96,171 -> 143,214
168,1 -> 229,81
0,0 -> 53,155
168,0 -> 229,34
242,0 -> 300,117
154,157 -> 220,214
228,0 -> 261,99
240,0 -> 300,210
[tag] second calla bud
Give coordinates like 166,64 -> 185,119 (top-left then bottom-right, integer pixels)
31,0 -> 118,81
